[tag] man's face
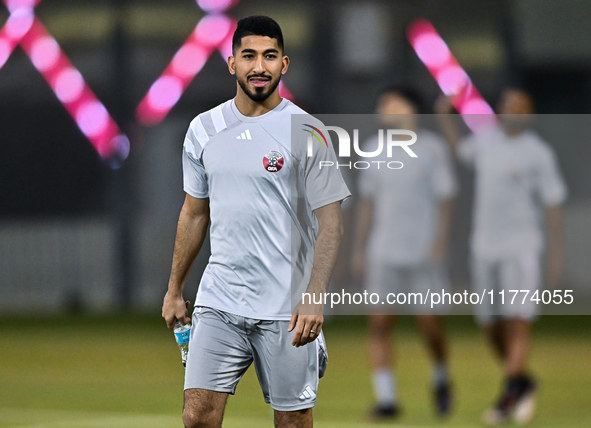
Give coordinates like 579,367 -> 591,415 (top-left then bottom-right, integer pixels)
229,35 -> 288,103
497,89 -> 535,131
498,89 -> 535,115
376,93 -> 419,130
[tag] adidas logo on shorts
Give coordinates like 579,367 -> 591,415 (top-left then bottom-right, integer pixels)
299,385 -> 316,400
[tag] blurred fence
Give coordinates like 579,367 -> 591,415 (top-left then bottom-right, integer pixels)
1,196 -> 590,314
0,219 -> 115,313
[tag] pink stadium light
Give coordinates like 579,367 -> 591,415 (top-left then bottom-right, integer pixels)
407,18 -> 496,132
136,0 -> 294,126
0,0 -> 129,164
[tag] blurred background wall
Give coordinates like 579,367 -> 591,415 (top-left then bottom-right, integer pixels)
1,0 -> 590,313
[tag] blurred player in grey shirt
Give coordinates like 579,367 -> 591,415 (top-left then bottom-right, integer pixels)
353,87 -> 458,420
437,88 -> 567,425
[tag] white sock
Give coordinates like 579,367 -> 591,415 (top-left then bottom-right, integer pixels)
432,363 -> 449,387
372,368 -> 396,406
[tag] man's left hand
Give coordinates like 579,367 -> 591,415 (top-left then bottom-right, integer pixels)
547,252 -> 563,289
288,300 -> 324,347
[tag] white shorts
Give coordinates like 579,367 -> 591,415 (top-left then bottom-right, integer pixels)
184,306 -> 328,411
366,262 -> 450,314
471,253 -> 541,325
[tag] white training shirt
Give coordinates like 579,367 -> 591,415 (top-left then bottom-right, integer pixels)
182,98 -> 351,320
457,126 -> 567,260
358,130 -> 458,265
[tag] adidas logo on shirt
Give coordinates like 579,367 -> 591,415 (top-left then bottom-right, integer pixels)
236,129 -> 252,140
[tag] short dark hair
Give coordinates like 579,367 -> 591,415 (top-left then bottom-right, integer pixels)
377,85 -> 424,113
496,86 -> 535,106
232,16 -> 284,54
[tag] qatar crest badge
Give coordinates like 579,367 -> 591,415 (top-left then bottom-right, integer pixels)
263,151 -> 284,173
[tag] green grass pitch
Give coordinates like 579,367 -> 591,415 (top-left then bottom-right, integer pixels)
0,314 -> 589,427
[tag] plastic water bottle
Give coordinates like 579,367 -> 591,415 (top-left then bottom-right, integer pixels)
173,321 -> 191,367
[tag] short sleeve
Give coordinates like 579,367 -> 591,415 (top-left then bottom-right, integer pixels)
430,138 -> 458,200
534,145 -> 567,207
182,126 -> 209,198
457,133 -> 478,167
303,124 -> 351,211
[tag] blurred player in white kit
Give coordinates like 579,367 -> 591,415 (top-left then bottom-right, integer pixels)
353,87 -> 458,420
436,88 -> 567,425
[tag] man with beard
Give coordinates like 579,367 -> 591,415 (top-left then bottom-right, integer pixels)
162,15 -> 350,428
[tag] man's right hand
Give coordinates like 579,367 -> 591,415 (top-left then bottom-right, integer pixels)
434,95 -> 454,114
162,291 -> 191,330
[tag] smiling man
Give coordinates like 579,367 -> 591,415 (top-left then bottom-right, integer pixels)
161,16 -> 350,428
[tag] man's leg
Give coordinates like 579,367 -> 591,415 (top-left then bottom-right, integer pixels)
500,254 -> 538,386
483,320 -> 507,362
471,257 -> 504,362
369,314 -> 395,368
416,315 -> 452,416
483,254 -> 540,425
274,408 -> 313,428
363,264 -> 400,418
501,318 -> 536,424
503,318 -> 531,377
249,320 -> 323,426
484,317 -> 537,425
183,389 -> 228,428
183,308 -> 253,427
483,318 -> 530,378
415,315 -> 447,365
368,314 -> 399,418
500,254 -> 538,378
471,258 -> 510,425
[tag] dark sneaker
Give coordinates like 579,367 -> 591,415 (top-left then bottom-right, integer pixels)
367,403 -> 400,421
483,376 -> 537,426
512,377 -> 537,424
434,382 -> 453,417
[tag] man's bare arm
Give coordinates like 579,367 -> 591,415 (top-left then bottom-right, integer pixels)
430,198 -> 454,263
289,201 -> 344,347
434,95 -> 463,154
546,204 -> 564,289
351,197 -> 373,277
162,194 -> 210,330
